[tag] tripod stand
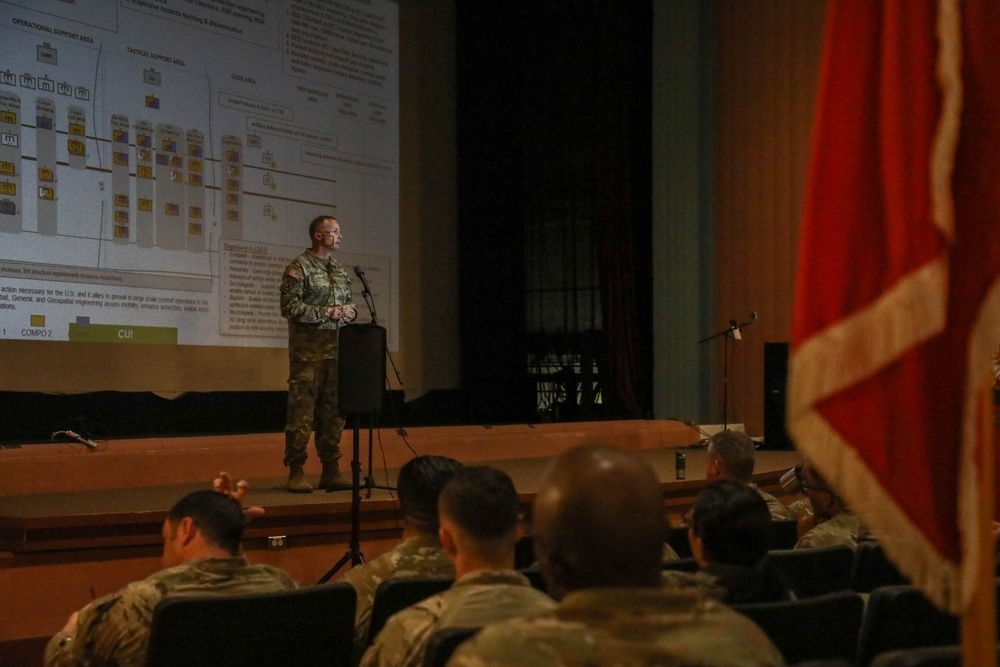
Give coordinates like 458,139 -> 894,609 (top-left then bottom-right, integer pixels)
698,311 -> 757,429
317,417 -> 366,583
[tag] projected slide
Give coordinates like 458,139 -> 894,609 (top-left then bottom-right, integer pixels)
0,0 -> 398,347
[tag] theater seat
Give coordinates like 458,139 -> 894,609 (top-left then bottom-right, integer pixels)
422,626 -> 479,667
868,645 -> 963,667
855,585 -> 959,667
768,545 -> 855,598
145,583 -> 356,667
731,590 -> 864,664
366,576 -> 454,645
850,541 -> 910,593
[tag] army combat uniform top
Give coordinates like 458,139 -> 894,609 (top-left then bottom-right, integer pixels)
749,483 -> 793,521
341,533 -> 456,650
447,586 -> 785,667
359,569 -> 555,667
795,510 -> 863,550
279,250 -> 356,467
44,557 -> 297,667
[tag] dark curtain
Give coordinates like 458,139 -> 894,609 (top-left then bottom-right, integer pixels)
595,1 -> 653,418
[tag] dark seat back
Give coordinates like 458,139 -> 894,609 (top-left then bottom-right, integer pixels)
514,535 -> 536,569
519,566 -> 548,592
666,525 -> 694,558
868,645 -> 963,667
856,585 -> 959,667
661,557 -> 700,573
422,626 -> 478,667
768,545 -> 855,598
770,519 -> 801,550
850,541 -> 910,593
367,576 -> 453,645
732,590 -> 864,664
145,583 -> 356,667
669,518 -> 800,559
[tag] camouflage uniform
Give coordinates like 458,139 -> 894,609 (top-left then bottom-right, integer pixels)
341,533 -> 455,650
795,510 -> 862,549
359,569 -> 554,667
785,497 -> 814,520
280,250 -> 356,467
660,568 -> 725,596
447,587 -> 786,667
749,482 -> 793,520
44,557 -> 297,667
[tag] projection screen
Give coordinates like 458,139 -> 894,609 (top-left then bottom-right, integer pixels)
0,0 -> 399,362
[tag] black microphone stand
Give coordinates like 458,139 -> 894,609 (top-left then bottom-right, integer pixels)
353,268 -> 400,498
316,411 -> 366,583
698,312 -> 756,429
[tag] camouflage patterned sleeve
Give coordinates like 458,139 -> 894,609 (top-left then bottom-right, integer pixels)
795,512 -> 860,550
43,630 -> 75,667
44,584 -> 158,667
359,601 -> 441,667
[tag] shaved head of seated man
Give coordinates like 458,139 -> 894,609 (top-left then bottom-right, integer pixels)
448,444 -> 785,667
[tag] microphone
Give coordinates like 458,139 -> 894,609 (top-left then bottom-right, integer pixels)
353,265 -> 372,295
52,430 -> 98,449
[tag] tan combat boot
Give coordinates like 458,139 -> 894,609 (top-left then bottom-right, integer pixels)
287,463 -> 313,493
320,461 -> 352,492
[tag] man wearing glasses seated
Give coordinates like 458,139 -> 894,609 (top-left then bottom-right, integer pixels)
792,460 -> 864,549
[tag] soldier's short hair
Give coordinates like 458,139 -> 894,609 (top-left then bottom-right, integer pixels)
308,215 -> 336,237
167,490 -> 245,555
439,466 -> 520,541
707,429 -> 756,483
690,480 -> 771,567
396,455 -> 463,534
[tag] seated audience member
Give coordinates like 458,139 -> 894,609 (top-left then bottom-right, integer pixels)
689,481 -> 795,603
794,460 -> 862,549
360,466 -> 554,667
342,455 -> 463,649
45,488 -> 297,667
706,429 -> 791,520
448,445 -> 785,667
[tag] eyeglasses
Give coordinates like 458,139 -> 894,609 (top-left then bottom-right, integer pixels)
318,231 -> 341,236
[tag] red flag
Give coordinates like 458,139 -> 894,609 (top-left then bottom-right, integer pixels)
790,0 -> 1000,614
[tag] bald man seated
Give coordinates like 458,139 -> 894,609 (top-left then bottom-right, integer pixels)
447,444 -> 785,667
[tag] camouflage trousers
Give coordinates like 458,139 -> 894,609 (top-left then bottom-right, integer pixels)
284,358 -> 345,466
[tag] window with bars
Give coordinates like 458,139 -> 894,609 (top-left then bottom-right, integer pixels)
525,198 -> 603,419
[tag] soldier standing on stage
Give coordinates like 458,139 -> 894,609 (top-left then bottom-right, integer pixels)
279,215 -> 357,493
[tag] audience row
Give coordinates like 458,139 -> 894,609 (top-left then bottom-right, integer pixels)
45,429 -> 883,667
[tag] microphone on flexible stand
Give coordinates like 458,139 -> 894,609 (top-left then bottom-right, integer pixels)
353,265 -> 372,296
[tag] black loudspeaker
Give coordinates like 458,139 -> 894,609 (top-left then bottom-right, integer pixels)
763,342 -> 792,450
338,324 -> 386,414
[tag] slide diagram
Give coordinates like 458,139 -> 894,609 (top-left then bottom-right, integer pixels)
0,0 -> 399,347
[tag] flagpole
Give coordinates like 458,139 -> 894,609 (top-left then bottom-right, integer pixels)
962,381 -> 996,665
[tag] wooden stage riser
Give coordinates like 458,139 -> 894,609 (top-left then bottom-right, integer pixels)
0,420 -> 706,497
